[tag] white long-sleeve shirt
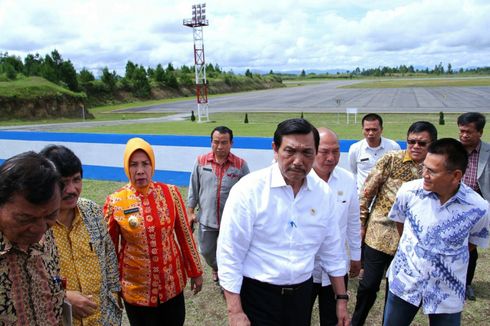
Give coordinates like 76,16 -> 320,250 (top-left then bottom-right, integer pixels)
217,163 -> 347,294
311,167 -> 362,286
348,137 -> 401,191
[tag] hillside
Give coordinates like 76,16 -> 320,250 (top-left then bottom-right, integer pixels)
0,77 -> 92,120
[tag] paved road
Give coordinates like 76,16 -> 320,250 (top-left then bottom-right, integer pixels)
2,80 -> 489,131
117,80 -> 490,114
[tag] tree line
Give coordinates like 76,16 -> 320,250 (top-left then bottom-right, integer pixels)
0,50 -> 231,100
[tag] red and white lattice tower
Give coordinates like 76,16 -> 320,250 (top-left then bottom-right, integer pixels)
183,3 -> 209,122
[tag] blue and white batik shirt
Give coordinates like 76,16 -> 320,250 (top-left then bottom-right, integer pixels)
387,179 -> 489,314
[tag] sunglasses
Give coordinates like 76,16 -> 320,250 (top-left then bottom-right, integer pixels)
407,139 -> 429,147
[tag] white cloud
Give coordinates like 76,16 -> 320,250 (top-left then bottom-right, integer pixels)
0,0 -> 488,73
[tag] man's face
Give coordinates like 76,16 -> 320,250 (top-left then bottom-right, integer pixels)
129,150 -> 152,188
407,131 -> 432,163
211,131 -> 232,161
458,122 -> 482,149
60,172 -> 82,211
0,188 -> 61,249
273,133 -> 316,186
422,153 -> 460,195
362,120 -> 383,145
314,132 -> 340,178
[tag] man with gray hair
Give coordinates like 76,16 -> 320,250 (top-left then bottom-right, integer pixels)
0,151 -> 64,325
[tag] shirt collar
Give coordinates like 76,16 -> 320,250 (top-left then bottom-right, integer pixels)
270,163 -> 312,191
471,141 -> 482,154
205,151 -> 235,164
419,182 -> 472,206
402,150 -> 416,163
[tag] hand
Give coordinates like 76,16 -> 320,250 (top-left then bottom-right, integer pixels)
336,300 -> 350,326
191,275 -> 203,295
349,260 -> 361,278
228,311 -> 251,326
66,290 -> 98,320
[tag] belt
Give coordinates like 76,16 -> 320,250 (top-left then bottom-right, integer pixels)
243,276 -> 312,295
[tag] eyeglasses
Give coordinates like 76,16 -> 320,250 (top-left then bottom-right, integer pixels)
407,139 -> 430,147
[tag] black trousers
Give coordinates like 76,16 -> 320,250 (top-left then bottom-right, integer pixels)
124,292 -> 185,326
466,247 -> 478,285
310,275 -> 349,326
241,276 -> 313,326
351,245 -> 393,326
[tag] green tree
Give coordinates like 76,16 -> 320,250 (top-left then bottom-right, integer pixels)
447,63 -> 453,74
60,60 -> 79,91
132,66 -> 151,97
79,68 -> 95,83
245,69 -> 253,78
101,67 -> 117,91
24,53 -> 43,76
154,64 -> 166,83
4,63 -> 17,80
300,69 -> 306,77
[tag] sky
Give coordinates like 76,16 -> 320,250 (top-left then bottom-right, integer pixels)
1,0 -> 489,74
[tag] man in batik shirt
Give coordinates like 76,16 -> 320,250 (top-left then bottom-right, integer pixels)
384,138 -> 489,325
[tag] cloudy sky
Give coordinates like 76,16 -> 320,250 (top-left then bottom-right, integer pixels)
1,0 -> 489,74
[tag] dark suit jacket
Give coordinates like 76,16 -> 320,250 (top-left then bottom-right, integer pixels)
478,141 -> 490,202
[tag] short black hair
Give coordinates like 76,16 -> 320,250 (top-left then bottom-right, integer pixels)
0,151 -> 61,206
457,112 -> 486,132
362,113 -> 383,128
428,138 -> 468,175
40,145 -> 83,178
273,118 -> 319,151
407,121 -> 438,142
211,126 -> 233,142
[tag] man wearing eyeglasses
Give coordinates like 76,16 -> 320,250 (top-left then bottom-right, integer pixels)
351,121 -> 438,326
457,112 -> 490,301
383,138 -> 489,326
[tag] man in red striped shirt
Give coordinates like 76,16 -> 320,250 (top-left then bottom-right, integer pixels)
188,126 -> 250,283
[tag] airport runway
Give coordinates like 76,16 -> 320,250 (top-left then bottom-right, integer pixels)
2,80 -> 489,131
118,80 -> 490,114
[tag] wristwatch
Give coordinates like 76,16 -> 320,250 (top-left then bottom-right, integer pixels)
335,294 -> 349,301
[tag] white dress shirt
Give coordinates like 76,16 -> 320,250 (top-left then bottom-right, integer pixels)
348,137 -> 401,191
217,163 -> 347,294
312,167 -> 361,286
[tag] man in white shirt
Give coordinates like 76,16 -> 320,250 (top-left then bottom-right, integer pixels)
348,113 -> 400,191
217,119 -> 349,326
310,128 -> 362,326
383,138 -> 489,326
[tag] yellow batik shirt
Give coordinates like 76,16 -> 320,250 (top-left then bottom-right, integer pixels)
360,150 -> 423,255
52,207 -> 103,326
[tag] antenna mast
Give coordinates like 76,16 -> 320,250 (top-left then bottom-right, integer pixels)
183,3 -> 209,122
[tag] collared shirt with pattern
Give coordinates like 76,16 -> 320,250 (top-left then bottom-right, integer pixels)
0,229 -> 64,326
52,198 -> 121,326
104,182 -> 203,306
348,137 -> 401,191
188,151 -> 249,228
360,150 -> 422,255
462,141 -> 481,194
387,179 -> 489,314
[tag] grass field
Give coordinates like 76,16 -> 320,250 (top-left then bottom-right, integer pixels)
0,76 -> 84,98
57,112 -> 490,143
82,180 -> 490,326
342,77 -> 490,88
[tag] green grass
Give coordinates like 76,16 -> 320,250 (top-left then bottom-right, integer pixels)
55,112 -> 490,143
0,76 -> 85,98
83,178 -> 490,326
342,77 -> 490,88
